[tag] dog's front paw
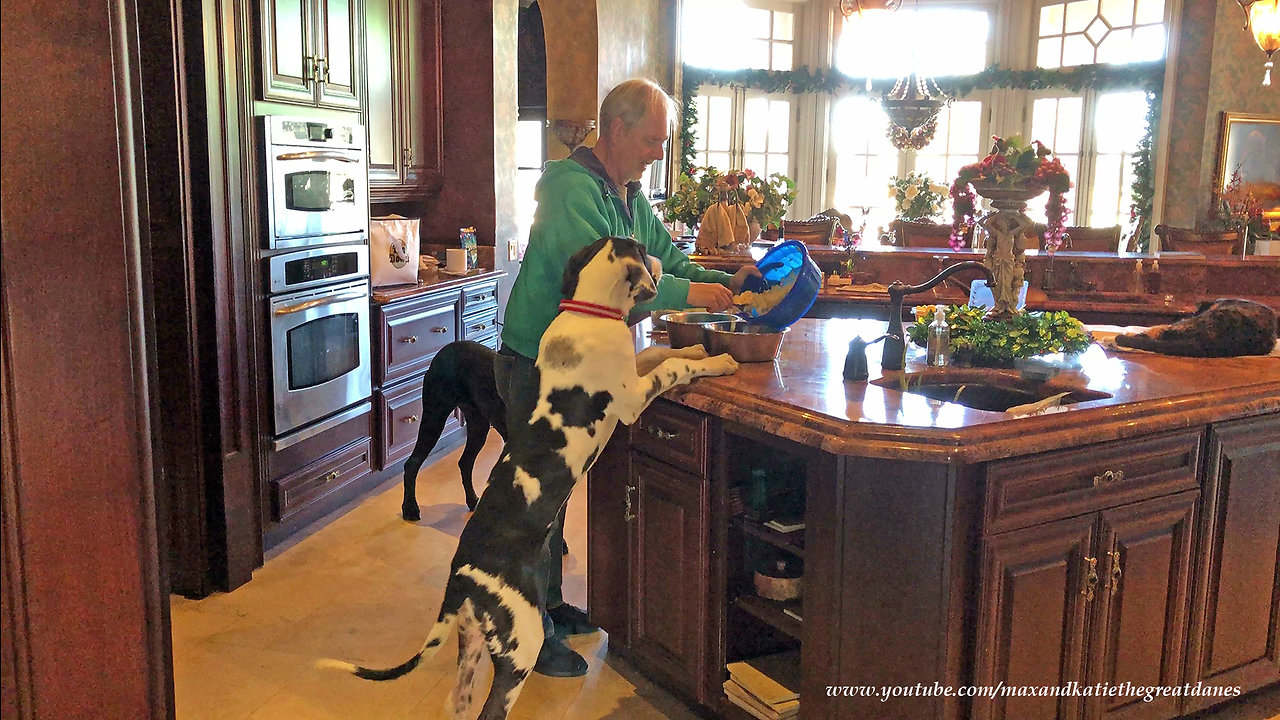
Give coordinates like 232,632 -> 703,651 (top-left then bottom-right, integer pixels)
703,353 -> 740,376
676,344 -> 709,360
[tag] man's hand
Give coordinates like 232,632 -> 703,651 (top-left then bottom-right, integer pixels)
729,265 -> 763,292
687,282 -> 735,312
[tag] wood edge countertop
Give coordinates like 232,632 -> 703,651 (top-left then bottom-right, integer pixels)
371,268 -> 506,305
650,318 -> 1280,463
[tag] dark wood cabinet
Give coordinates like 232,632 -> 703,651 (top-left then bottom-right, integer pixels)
1184,414 -> 1280,712
365,0 -> 442,200
629,455 -> 711,701
975,513 -> 1097,720
257,0 -> 363,110
376,288 -> 459,386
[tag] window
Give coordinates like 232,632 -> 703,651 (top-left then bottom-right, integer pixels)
1028,95 -> 1084,223
514,118 -> 545,256
682,0 -> 794,71
1036,0 -> 1165,68
836,7 -> 992,79
1088,90 -> 1149,227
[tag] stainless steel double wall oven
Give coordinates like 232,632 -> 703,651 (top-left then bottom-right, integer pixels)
261,116 -> 372,445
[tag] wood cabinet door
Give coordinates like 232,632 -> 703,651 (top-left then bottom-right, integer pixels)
314,0 -> 361,109
403,0 -> 442,185
974,513 -> 1098,720
629,456 -> 710,703
259,0 -> 315,105
586,429 -> 632,646
1185,415 -> 1280,712
1086,491 -> 1197,720
363,0 -> 401,187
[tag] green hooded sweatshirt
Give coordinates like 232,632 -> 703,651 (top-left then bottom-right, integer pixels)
500,151 -> 732,360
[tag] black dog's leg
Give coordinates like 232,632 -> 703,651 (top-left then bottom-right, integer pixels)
401,392 -> 457,522
457,405 -> 490,511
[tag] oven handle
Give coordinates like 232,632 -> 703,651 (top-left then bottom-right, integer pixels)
273,291 -> 367,316
274,150 -> 361,163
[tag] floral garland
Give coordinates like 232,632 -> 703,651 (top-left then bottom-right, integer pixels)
949,136 -> 1073,252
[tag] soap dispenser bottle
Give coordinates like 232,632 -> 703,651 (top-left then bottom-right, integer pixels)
926,307 -> 950,367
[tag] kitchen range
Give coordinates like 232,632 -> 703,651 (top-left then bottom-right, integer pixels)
260,116 -> 372,449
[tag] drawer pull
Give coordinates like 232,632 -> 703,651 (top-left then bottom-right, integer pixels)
1082,556 -> 1099,602
646,425 -> 679,441
469,322 -> 490,333
624,485 -> 637,522
1107,549 -> 1122,591
431,326 -> 448,334
470,293 -> 493,303
324,470 -> 340,483
1092,469 -> 1124,486
402,335 -> 418,344
403,414 -> 419,424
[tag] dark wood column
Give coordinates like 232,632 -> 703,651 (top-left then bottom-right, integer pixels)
1,0 -> 172,716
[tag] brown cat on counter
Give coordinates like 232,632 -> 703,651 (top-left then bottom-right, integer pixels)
1115,299 -> 1277,357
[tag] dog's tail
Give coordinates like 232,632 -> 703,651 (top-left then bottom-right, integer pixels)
316,611 -> 457,681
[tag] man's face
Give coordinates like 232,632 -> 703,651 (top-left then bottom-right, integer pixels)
613,106 -> 669,184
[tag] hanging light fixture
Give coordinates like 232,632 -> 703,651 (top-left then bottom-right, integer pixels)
838,0 -> 901,18
881,73 -> 949,150
1238,0 -> 1280,86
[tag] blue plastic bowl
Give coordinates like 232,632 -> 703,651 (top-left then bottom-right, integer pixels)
740,240 -> 821,330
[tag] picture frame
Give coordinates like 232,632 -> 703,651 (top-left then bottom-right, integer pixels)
1216,112 -> 1280,220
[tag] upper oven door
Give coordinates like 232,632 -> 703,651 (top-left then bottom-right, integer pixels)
266,147 -> 369,247
270,279 -> 372,436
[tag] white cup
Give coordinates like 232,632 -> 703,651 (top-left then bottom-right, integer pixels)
446,248 -> 468,274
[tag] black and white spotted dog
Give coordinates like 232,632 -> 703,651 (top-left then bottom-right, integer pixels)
319,236 -> 739,719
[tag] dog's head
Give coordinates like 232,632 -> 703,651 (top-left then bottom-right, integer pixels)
562,236 -> 658,310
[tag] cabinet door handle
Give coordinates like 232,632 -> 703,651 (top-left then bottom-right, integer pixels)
1107,549 -> 1122,591
624,485 -> 637,522
315,56 -> 329,84
1082,556 -> 1099,602
646,425 -> 679,441
1092,469 -> 1123,486
403,415 -> 419,424
432,326 -> 449,334
402,148 -> 413,168
402,335 -> 418,344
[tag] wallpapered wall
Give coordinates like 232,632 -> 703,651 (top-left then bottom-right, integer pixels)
1162,0 -> 1280,227
596,0 -> 678,115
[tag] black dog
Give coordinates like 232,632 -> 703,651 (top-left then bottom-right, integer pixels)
401,340 -> 507,520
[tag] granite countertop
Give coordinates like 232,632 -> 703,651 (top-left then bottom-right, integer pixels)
649,318 -> 1280,463
371,268 -> 506,305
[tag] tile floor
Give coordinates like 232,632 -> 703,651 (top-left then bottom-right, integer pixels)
171,432 -> 1280,720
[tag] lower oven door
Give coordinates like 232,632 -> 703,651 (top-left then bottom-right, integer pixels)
270,279 -> 372,436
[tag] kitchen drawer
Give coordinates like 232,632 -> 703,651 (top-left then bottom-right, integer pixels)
632,399 -> 709,478
270,438 -> 372,522
461,310 -> 498,341
461,280 -> 499,318
985,428 -> 1203,533
378,290 -> 459,385
375,375 -> 462,470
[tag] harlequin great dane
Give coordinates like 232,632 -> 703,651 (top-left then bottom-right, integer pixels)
318,236 -> 739,719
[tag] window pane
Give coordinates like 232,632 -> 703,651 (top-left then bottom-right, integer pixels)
1064,0 -> 1097,33
774,11 -> 794,41
1131,24 -> 1166,62
1038,36 -> 1064,68
1038,0 -> 1164,67
769,101 -> 790,151
743,7 -> 770,38
744,152 -> 767,174
707,151 -> 731,171
1134,0 -> 1164,25
746,39 -> 770,69
743,97 -> 769,152
1100,0 -> 1134,25
1090,154 -> 1123,226
1040,4 -> 1065,35
837,9 -> 991,79
706,95 -> 732,152
515,120 -> 544,169
1032,96 -> 1084,154
1095,91 -> 1147,154
772,42 -> 793,71
830,97 -> 898,235
682,0 -> 794,70
767,153 -> 788,179
1062,33 -> 1096,65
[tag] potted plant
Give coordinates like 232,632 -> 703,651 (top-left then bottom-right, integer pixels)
662,166 -> 796,239
1202,168 -> 1269,254
907,304 -> 1092,367
949,135 -> 1073,252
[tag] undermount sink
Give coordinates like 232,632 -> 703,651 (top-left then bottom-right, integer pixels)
871,368 -> 1112,413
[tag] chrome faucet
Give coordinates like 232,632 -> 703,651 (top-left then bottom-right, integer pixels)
882,261 -> 994,371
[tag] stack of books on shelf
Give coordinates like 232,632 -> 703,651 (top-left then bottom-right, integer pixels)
724,649 -> 800,720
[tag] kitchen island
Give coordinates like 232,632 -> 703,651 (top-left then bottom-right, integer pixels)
587,317 -> 1280,720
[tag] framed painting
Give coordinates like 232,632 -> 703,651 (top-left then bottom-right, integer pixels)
1216,112 -> 1280,220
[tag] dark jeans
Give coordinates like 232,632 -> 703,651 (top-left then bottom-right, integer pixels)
494,346 -> 567,618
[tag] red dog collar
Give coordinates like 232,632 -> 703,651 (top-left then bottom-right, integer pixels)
558,299 -> 624,320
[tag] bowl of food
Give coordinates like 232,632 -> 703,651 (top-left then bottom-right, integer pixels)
702,320 -> 788,362
733,240 -> 822,330
660,311 -> 742,349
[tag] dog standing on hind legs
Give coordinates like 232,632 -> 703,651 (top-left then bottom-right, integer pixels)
401,340 -> 507,520
318,236 -> 739,719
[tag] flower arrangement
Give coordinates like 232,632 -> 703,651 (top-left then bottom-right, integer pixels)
949,135 -> 1073,252
908,304 -> 1091,366
1205,167 -> 1271,243
662,166 -> 797,231
888,172 -> 950,222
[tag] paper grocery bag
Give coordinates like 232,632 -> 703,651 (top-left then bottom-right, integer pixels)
371,214 -> 420,287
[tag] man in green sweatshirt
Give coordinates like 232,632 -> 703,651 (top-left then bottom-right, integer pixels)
499,78 -> 758,677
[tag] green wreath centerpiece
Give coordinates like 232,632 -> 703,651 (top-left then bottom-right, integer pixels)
907,305 -> 1092,366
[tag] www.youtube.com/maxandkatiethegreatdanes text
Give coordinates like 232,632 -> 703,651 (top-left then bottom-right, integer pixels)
826,681 -> 1244,703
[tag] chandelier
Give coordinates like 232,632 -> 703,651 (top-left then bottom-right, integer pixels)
1238,0 -> 1280,86
881,74 -> 949,150
838,0 -> 901,17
